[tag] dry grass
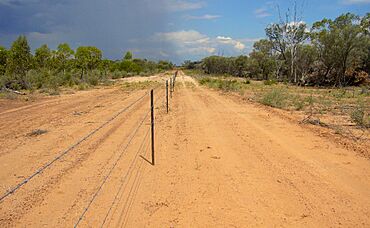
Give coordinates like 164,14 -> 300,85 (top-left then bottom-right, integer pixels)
121,81 -> 161,91
193,71 -> 370,141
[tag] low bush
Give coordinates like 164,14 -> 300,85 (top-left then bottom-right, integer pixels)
260,88 -> 288,108
263,79 -> 277,86
292,95 -> 305,110
199,77 -> 244,92
350,99 -> 369,128
77,83 -> 90,90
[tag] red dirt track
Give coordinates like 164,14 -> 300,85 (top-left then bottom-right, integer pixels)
0,72 -> 369,227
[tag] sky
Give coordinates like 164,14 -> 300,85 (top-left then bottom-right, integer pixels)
0,0 -> 369,64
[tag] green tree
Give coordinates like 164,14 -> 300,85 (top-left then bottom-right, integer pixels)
123,51 -> 133,60
234,56 -> 249,77
99,59 -> 113,76
361,13 -> 370,35
6,35 -> 32,89
249,40 -> 276,80
75,46 -> 102,79
56,43 -> 74,74
34,44 -> 51,69
295,44 -> 317,83
311,13 -> 368,86
0,46 -> 8,75
361,13 -> 370,74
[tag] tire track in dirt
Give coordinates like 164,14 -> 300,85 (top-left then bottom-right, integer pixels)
0,87 -> 166,227
123,72 -> 370,227
0,87 -> 119,116
0,93 -> 145,225
0,89 -> 147,190
0,88 -> 134,156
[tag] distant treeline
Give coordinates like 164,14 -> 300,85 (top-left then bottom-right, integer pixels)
0,37 -> 174,91
183,13 -> 370,87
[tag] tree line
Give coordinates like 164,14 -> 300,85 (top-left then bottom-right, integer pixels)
184,12 -> 370,87
0,36 -> 174,91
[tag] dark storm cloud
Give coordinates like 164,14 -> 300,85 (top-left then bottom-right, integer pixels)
0,0 -> 176,60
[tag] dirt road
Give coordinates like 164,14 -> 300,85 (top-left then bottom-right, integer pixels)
0,72 -> 369,227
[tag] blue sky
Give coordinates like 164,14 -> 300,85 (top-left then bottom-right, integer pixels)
0,0 -> 369,64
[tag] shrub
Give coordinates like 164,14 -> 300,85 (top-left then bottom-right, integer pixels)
87,74 -> 99,86
199,77 -> 212,85
331,89 -> 347,99
26,69 -> 45,89
78,83 -> 89,90
260,88 -> 288,108
263,79 -> 277,85
350,99 -> 369,127
112,70 -> 122,79
218,80 -> 242,92
292,95 -> 305,110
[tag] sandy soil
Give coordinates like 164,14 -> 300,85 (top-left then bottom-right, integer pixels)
0,72 -> 369,227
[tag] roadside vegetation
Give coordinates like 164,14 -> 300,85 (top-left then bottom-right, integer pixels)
0,36 -> 173,95
183,12 -> 370,87
192,72 -> 370,138
121,81 -> 162,91
184,11 -> 370,138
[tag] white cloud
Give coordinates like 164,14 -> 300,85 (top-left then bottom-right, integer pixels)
216,36 -> 245,50
342,0 -> 370,4
153,30 -> 246,58
185,14 -> 221,20
165,0 -> 205,12
154,30 -> 210,45
254,8 -> 271,18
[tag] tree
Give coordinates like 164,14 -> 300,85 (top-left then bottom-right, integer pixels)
249,39 -> 276,80
361,13 -> 370,75
361,13 -> 370,36
123,51 -> 133,60
295,44 -> 317,84
56,43 -> 74,74
234,56 -> 249,77
183,60 -> 196,69
75,46 -> 102,79
99,59 -> 112,76
0,46 -> 8,75
34,44 -> 51,69
6,35 -> 32,89
265,4 -> 308,83
311,13 -> 368,86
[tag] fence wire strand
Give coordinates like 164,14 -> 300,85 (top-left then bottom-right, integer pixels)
76,88 -> 166,227
120,143 -> 150,228
100,128 -> 150,228
0,91 -> 150,203
74,105 -> 152,227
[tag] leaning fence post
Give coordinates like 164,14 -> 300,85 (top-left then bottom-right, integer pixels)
173,75 -> 175,91
166,80 -> 169,113
170,78 -> 173,98
151,89 -> 155,166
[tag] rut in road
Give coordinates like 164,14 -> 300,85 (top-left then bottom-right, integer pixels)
122,72 -> 370,227
0,72 -> 369,227
0,84 -> 167,227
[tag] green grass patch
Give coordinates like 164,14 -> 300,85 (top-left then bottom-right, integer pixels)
259,88 -> 288,108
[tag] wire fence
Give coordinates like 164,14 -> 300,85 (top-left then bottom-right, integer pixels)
0,71 -> 179,227
0,90 -> 149,202
100,128 -> 150,227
